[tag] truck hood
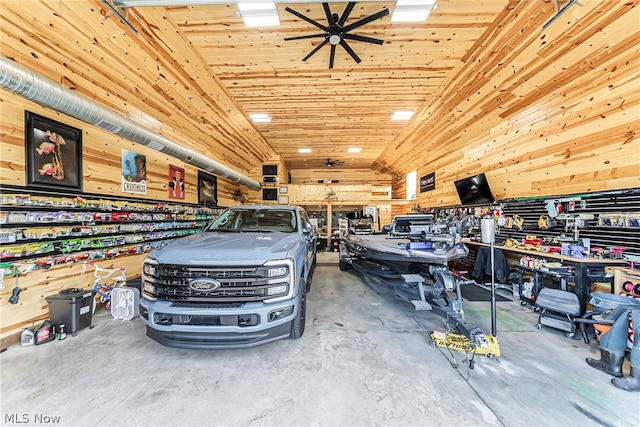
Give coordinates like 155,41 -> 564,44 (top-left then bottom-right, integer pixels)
148,231 -> 301,265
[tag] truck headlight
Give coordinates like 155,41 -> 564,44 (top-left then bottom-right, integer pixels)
142,258 -> 157,278
267,285 -> 288,296
267,266 -> 288,278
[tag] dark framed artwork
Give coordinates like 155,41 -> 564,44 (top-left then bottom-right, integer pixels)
168,164 -> 185,199
198,170 -> 217,206
25,111 -> 82,191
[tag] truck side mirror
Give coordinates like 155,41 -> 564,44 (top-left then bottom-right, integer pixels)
302,222 -> 314,236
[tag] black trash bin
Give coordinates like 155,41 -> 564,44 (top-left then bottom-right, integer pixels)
45,288 -> 96,336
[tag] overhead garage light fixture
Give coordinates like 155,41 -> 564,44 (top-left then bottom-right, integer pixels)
237,2 -> 280,27
298,148 -> 312,153
391,0 -> 437,22
249,113 -> 271,123
391,110 -> 414,121
347,147 -> 362,153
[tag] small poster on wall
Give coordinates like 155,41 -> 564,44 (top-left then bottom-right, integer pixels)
420,172 -> 436,193
121,148 -> 147,194
168,164 -> 185,199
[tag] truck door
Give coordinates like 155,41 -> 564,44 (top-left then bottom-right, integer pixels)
299,210 -> 316,266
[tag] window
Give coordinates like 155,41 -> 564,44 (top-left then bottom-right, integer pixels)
406,170 -> 417,200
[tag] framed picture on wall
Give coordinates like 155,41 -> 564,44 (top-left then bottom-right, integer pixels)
279,185 -> 288,194
278,195 -> 289,205
25,111 -> 83,191
168,164 -> 185,199
198,170 -> 217,206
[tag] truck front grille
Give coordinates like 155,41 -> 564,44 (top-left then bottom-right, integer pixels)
148,264 -> 273,303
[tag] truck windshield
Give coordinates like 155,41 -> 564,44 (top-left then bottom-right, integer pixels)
206,208 -> 297,233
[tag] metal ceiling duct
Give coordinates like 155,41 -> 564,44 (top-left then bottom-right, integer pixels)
0,56 -> 262,190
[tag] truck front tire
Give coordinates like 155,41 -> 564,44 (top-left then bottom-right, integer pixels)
291,278 -> 307,339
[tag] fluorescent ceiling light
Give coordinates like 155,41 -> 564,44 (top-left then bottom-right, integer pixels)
238,2 -> 280,27
347,147 -> 362,153
391,0 -> 437,23
391,110 -> 415,121
249,113 -> 271,123
298,148 -> 312,153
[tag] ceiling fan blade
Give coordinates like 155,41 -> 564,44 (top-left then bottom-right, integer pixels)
338,2 -> 356,26
302,38 -> 330,62
339,40 -> 362,64
343,8 -> 390,33
284,33 -> 327,41
343,33 -> 384,45
322,3 -> 333,24
329,44 -> 336,69
285,7 -> 328,31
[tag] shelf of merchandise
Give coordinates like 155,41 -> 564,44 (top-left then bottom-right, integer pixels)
0,190 -> 222,276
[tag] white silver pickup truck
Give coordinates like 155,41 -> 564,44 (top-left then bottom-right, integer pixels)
139,205 -> 317,349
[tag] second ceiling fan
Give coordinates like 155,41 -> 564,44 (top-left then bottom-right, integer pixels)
284,2 -> 389,69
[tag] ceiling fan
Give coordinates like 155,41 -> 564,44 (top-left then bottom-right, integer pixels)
326,158 -> 344,167
284,2 -> 390,69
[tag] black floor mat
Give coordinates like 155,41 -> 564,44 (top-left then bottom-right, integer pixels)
459,284 -> 510,302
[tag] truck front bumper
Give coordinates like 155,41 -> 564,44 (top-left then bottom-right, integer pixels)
139,297 -> 299,349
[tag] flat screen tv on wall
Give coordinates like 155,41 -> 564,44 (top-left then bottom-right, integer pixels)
454,173 -> 494,205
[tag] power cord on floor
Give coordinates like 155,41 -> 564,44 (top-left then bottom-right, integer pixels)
432,321 -> 478,380
441,337 -> 477,380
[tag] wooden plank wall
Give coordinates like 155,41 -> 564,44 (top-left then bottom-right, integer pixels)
0,94 -> 247,348
1,92 -> 243,207
378,0 -> 640,206
290,168 -> 393,186
0,1 -> 278,174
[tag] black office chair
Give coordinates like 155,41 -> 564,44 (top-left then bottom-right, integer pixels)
472,246 -> 523,296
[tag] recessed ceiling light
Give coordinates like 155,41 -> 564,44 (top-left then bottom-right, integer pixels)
298,148 -> 312,153
347,147 -> 362,153
238,2 -> 280,27
249,113 -> 271,123
391,110 -> 415,121
391,0 -> 437,23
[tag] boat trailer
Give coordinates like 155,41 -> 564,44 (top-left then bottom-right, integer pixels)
340,243 -> 501,358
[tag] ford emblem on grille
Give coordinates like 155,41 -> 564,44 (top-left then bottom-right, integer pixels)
189,278 -> 221,292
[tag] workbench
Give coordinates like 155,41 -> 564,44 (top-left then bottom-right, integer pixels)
463,240 -> 627,314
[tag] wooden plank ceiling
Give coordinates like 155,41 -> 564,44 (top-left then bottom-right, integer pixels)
0,0 -> 506,174
162,0 -> 507,170
2,0 -> 636,189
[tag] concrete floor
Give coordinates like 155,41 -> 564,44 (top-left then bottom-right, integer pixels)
1,251 -> 639,427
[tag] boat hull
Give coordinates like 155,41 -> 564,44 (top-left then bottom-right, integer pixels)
342,233 -> 468,266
